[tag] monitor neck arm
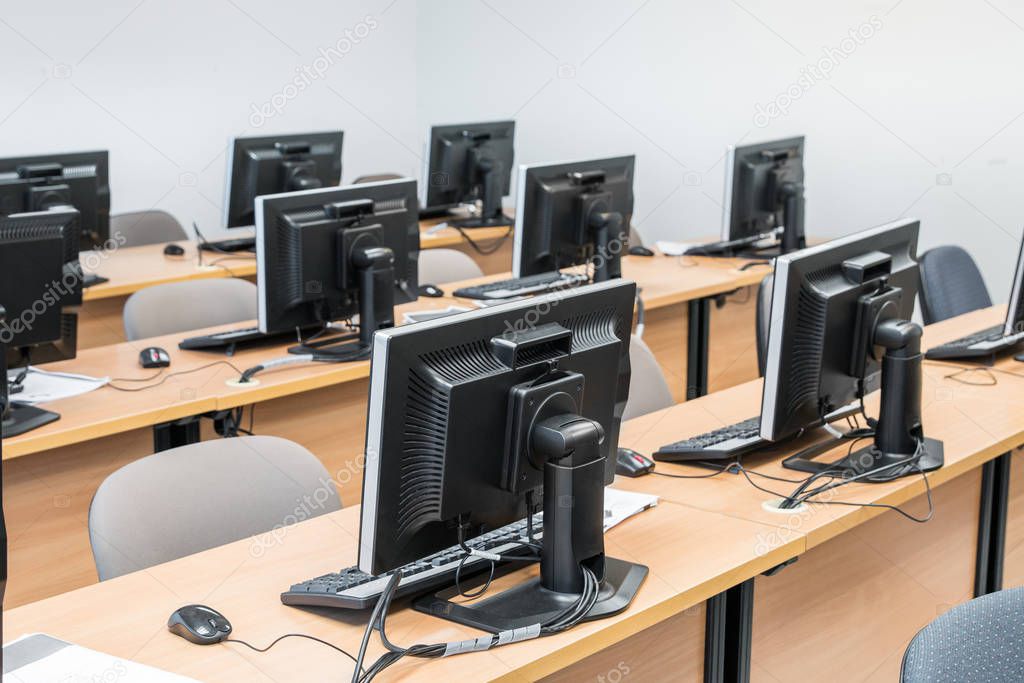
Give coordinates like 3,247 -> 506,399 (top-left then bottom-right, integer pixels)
476,156 -> 505,220
871,318 -> 925,458
778,181 -> 805,253
352,246 -> 395,348
588,211 -> 623,283
531,414 -> 607,595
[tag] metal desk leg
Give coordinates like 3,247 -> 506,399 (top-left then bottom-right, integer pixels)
152,416 -> 202,452
704,579 -> 754,683
687,297 -> 712,400
975,452 -> 1012,597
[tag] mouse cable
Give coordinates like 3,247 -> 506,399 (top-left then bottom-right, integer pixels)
225,634 -> 363,675
453,225 -> 512,255
104,360 -> 246,392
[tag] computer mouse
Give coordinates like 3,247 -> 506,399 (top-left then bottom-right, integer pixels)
419,284 -> 445,298
163,243 -> 185,257
628,245 -> 655,257
168,605 -> 232,645
616,448 -> 654,477
139,346 -> 171,369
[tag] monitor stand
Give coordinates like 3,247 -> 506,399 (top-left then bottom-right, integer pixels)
448,157 -> 513,229
783,318 -> 944,482
1,331 -> 61,438
287,245 -> 396,362
414,374 -> 647,633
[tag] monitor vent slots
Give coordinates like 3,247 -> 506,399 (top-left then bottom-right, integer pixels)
786,282 -> 828,416
565,307 -> 620,352
420,340 -> 504,383
373,197 -> 407,213
273,216 -> 305,308
397,369 -> 450,538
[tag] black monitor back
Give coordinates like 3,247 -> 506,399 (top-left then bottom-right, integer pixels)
513,156 -> 635,278
724,137 -> 804,241
255,179 -> 419,334
0,151 -> 109,250
358,279 -> 635,575
225,131 -> 343,228
759,218 -> 920,441
421,121 -> 514,211
0,209 -> 83,368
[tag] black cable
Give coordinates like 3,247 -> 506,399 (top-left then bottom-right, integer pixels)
106,360 -> 245,392
453,225 -> 512,255
226,634 -> 363,674
739,260 -> 772,270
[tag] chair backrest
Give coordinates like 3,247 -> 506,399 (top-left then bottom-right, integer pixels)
918,245 -> 992,324
88,436 -> 341,580
623,335 -> 675,421
123,278 -> 258,341
755,274 -> 774,377
110,210 -> 188,248
353,173 -> 404,184
901,586 -> 1024,682
419,248 -> 484,284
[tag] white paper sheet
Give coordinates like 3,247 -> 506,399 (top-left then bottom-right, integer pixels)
604,487 -> 659,532
7,367 -> 108,404
3,634 -> 198,682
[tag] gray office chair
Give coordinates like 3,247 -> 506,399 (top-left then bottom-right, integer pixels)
755,274 -> 774,377
353,173 -> 404,184
110,210 -> 188,248
622,335 -> 675,421
419,248 -> 484,284
918,245 -> 991,325
89,436 -> 341,580
901,587 -> 1024,682
123,278 -> 257,341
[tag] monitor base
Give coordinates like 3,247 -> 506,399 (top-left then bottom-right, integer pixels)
412,556 -> 647,633
448,214 -> 514,229
2,402 -> 60,438
783,436 -> 944,482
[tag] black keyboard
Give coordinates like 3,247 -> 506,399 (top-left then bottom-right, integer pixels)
925,325 -> 1024,360
684,231 -> 779,257
179,326 -> 267,350
281,515 -> 543,610
199,237 -> 255,253
453,272 -> 589,300
654,416 -> 764,462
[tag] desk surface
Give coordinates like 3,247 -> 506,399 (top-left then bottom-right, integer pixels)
82,220 -> 511,301
2,501 -> 803,683
6,257 -> 765,459
6,307 -> 1022,682
615,306 -> 1024,549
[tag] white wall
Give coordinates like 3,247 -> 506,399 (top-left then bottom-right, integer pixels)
3,1 -> 1022,298
0,0 -> 418,239
417,0 -> 1024,301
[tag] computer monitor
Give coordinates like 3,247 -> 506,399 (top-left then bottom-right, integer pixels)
1,209 -> 83,438
420,120 -> 515,228
224,131 -> 343,229
760,217 -> 943,481
0,151 -> 109,250
254,178 -> 420,358
359,279 -> 646,632
512,156 -> 635,282
722,136 -> 805,254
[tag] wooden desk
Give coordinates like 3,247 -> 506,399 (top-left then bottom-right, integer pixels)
611,306 -> 1024,681
2,261 -> 765,607
78,221 -> 515,349
3,501 -> 803,683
